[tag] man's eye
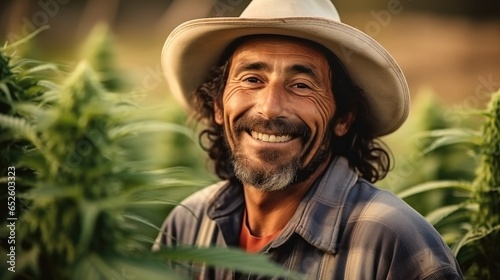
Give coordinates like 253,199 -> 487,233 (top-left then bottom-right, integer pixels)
244,77 -> 260,83
293,83 -> 310,89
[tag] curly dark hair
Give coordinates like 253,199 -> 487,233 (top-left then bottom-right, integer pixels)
192,35 -> 392,183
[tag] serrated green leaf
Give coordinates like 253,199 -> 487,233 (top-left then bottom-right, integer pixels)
419,128 -> 481,155
452,224 -> 500,256
109,121 -> 196,142
156,247 -> 302,279
425,203 -> 473,226
74,254 -> 182,280
3,25 -> 50,52
25,63 -> 58,74
0,113 -> 38,144
397,180 -> 473,199
0,82 -> 13,101
78,202 -> 100,253
20,185 -> 80,200
123,214 -> 162,232
12,102 -> 48,118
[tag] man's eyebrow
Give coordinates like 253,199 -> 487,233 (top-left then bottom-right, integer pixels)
288,64 -> 322,84
232,61 -> 324,84
233,61 -> 271,74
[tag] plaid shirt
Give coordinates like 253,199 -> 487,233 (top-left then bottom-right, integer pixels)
155,157 -> 463,279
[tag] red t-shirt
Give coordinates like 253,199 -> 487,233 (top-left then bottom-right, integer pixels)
239,211 -> 282,253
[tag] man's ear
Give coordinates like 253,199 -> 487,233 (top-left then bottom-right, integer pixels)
214,101 -> 223,125
334,112 -> 355,136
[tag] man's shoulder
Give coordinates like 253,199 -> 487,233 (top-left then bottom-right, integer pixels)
350,182 -> 454,266
349,179 -> 435,235
171,180 -> 228,218
342,180 -> 462,278
341,179 -> 454,254
153,181 -> 229,249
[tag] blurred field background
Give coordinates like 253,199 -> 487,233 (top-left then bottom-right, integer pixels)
2,0 -> 500,104
1,1 -> 499,278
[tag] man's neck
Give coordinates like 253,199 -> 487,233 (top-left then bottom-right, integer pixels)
242,161 -> 330,237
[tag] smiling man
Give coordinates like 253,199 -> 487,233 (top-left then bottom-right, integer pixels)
220,36 -> 337,194
154,0 -> 463,279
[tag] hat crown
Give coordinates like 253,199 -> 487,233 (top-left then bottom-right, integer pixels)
240,0 -> 341,21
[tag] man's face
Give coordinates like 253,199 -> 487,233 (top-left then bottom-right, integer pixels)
214,37 -> 341,191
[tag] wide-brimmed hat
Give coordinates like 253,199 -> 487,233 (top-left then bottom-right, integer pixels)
161,0 -> 410,136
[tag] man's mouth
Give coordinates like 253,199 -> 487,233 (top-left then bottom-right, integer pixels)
250,131 -> 293,143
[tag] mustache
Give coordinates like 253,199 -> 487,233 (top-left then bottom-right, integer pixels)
234,115 -> 311,140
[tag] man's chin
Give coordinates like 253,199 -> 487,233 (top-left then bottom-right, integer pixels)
233,158 -> 301,192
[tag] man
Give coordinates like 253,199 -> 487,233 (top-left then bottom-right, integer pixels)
155,0 -> 463,279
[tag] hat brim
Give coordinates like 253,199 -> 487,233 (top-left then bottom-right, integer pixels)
162,17 -> 410,136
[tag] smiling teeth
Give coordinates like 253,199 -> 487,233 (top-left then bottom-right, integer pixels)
251,131 -> 292,143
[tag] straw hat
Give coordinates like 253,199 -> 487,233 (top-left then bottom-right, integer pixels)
161,0 -> 410,136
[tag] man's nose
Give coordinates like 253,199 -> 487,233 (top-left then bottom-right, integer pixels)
256,82 -> 287,119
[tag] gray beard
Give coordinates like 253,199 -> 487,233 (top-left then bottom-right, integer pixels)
233,155 -> 302,192
231,140 -> 331,192
226,116 -> 335,192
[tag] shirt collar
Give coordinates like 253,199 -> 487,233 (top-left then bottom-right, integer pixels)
270,156 -> 358,254
207,180 -> 244,220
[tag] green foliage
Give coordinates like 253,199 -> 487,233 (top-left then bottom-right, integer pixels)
398,90 -> 500,278
81,24 -> 129,92
157,247 -> 302,279
0,33 -> 57,229
380,90 -> 477,215
462,91 -> 500,278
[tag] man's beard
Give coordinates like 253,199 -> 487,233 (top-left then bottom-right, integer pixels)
228,115 -> 333,192
233,152 -> 301,192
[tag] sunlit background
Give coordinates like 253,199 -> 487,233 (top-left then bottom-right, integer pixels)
1,1 -> 499,277
1,0 -> 500,105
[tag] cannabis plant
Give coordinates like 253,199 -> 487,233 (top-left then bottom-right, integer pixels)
398,90 -> 500,278
81,24 -> 129,92
0,32 -> 59,233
